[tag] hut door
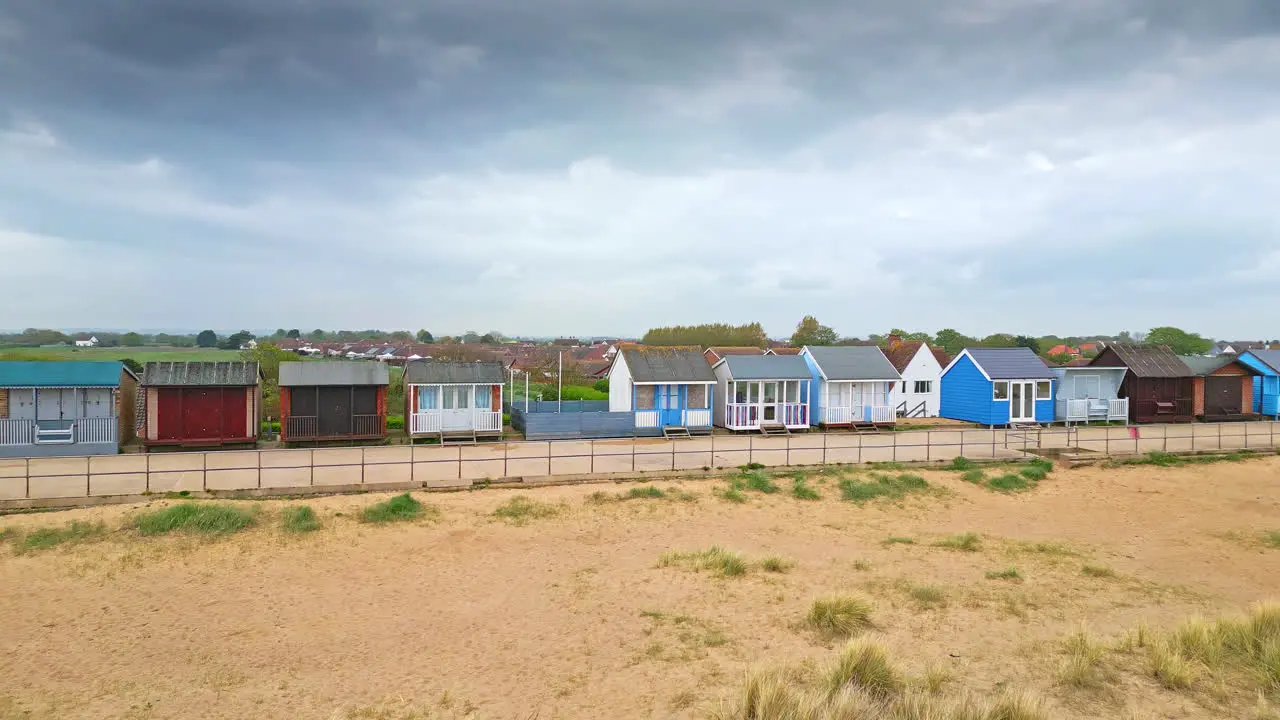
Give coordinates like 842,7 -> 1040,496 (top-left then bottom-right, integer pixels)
1009,382 -> 1034,422
157,388 -> 183,440
1205,377 -> 1242,416
318,387 -> 352,437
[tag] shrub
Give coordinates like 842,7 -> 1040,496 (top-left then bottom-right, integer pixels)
135,503 -> 255,536
791,478 -> 821,500
1018,466 -> 1049,482
934,532 -> 982,552
13,521 -> 106,553
825,639 -> 904,699
361,493 -> 426,524
719,487 -> 748,503
592,379 -> 609,393
492,496 -> 561,525
985,567 -> 1022,581
986,473 -> 1031,492
659,546 -> 748,577
961,469 -> 986,484
838,473 -> 929,503
806,595 -> 874,639
947,456 -> 975,471
385,415 -> 404,430
281,506 -> 321,533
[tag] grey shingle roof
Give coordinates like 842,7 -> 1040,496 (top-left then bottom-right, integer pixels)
963,347 -> 1055,380
621,348 -> 716,383
1244,349 -> 1280,373
279,361 -> 389,387
1179,355 -> 1256,377
404,360 -> 506,384
1095,344 -> 1193,378
803,346 -> 901,381
720,355 -> 812,381
142,361 -> 261,386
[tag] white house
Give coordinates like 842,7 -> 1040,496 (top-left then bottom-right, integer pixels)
74,336 -> 99,348
883,341 -> 949,418
800,345 -> 902,427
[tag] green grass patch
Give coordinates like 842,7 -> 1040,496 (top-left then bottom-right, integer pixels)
1109,450 -> 1256,468
806,595 -> 874,639
281,506 -> 321,533
360,493 -> 429,524
907,584 -> 948,607
624,485 -> 666,500
790,477 -> 821,500
881,536 -> 916,546
961,468 -> 986,484
10,521 -> 107,553
986,473 -> 1032,492
838,472 -> 930,503
658,546 -> 748,577
1019,465 -> 1050,482
492,496 -> 561,525
933,532 -> 982,552
737,470 -> 779,494
718,487 -> 748,503
1265,531 -> 1280,549
946,456 -> 976,471
985,567 -> 1023,582
135,503 -> 255,536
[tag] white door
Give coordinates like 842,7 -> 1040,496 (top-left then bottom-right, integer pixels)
440,386 -> 472,430
1009,382 -> 1035,422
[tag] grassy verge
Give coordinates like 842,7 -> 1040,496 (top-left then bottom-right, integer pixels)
361,493 -> 432,524
958,458 -> 1053,493
1107,450 -> 1259,468
281,506 -> 321,533
838,472 -> 930,503
4,520 -> 106,554
493,496 -> 562,525
933,532 -> 982,552
135,503 -> 255,536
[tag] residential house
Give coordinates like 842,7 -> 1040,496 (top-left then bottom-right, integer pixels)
607,347 -> 715,434
73,336 -> 99,348
278,362 -> 390,442
882,340 -> 949,418
138,362 -> 262,449
1088,344 -> 1194,423
1237,350 -> 1280,418
0,361 -> 138,457
940,348 -> 1055,426
711,355 -> 811,432
1212,341 -> 1266,357
1180,355 -> 1259,420
703,346 -> 765,365
1045,344 -> 1080,358
800,346 -> 901,427
404,360 -> 505,441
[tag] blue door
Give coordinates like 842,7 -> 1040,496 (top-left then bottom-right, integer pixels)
659,385 -> 684,426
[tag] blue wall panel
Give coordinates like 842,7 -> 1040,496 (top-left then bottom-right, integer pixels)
940,354 -> 1002,425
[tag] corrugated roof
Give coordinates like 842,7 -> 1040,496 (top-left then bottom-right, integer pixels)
720,355 -> 812,381
621,347 -> 716,383
706,346 -> 765,359
142,361 -> 260,386
404,360 -> 505,384
1244,349 -> 1280,374
804,346 -> 901,381
279,361 -> 389,387
963,347 -> 1055,380
1095,344 -> 1192,378
0,361 -> 127,387
1179,355 -> 1256,377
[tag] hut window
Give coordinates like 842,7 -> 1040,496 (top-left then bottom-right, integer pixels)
417,387 -> 438,411
636,386 -> 656,410
913,381 -> 932,394
687,384 -> 707,409
1036,381 -> 1052,400
474,386 -> 491,410
993,382 -> 1009,400
0,389 -> 7,419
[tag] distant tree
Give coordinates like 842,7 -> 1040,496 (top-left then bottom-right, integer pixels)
416,329 -> 434,343
154,333 -> 195,348
462,330 -> 482,344
641,323 -> 767,348
872,329 -> 932,346
1145,327 -> 1212,356
286,329 -> 301,339
979,333 -> 1017,348
120,358 -> 144,375
241,344 -> 295,418
1013,335 -> 1041,354
480,333 -> 497,344
933,329 -> 973,357
789,316 -> 839,348
196,330 -> 218,348
389,330 -> 413,341
593,379 -> 609,393
1045,352 -> 1074,366
486,330 -> 507,343
120,332 -> 144,347
1117,330 -> 1133,343
311,329 -> 326,340
222,330 -> 254,350
272,328 -> 287,339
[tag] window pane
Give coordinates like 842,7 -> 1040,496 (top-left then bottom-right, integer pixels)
993,382 -> 1009,400
763,382 -> 777,403
442,388 -> 455,410
475,386 -> 488,409
734,382 -> 748,403
458,387 -> 470,409
1036,381 -> 1051,400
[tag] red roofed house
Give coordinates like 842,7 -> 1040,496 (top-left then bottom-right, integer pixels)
882,339 -> 950,417
703,346 -> 765,365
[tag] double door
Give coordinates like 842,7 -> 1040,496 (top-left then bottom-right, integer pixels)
1008,382 -> 1036,422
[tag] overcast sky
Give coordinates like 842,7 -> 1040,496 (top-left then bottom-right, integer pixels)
2,0 -> 1279,339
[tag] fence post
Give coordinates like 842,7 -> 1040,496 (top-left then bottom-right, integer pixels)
822,433 -> 827,466
202,451 -> 207,492
926,431 -> 931,463
25,458 -> 29,500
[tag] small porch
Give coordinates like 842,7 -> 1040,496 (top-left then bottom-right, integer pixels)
723,378 -> 809,431
634,382 -> 713,430
819,381 -> 896,426
1064,398 -> 1129,425
408,382 -> 503,438
0,386 -> 121,456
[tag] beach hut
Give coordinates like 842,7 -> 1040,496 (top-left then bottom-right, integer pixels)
800,346 -> 901,428
607,347 -> 715,436
279,362 -> 390,442
404,360 -> 505,442
0,361 -> 138,457
1048,366 -> 1129,424
940,348 -> 1055,426
1180,355 -> 1259,421
1236,350 -> 1280,418
138,362 -> 262,449
1088,344 -> 1194,423
711,355 -> 811,433
882,340 -> 949,418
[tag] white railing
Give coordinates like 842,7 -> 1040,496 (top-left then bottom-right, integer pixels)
683,408 -> 712,427
822,406 -> 854,425
1066,399 -> 1093,422
410,411 -> 502,434
867,405 -> 895,424
822,405 -> 895,424
1065,398 -> 1130,424
725,403 -> 807,429
0,419 -> 34,446
635,410 -> 660,428
1109,398 -> 1129,421
410,412 -> 442,434
76,417 -> 117,444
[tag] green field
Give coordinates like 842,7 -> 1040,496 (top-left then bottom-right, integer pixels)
0,347 -> 246,363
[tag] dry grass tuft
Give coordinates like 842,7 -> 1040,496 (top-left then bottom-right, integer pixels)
985,567 -> 1022,582
1082,564 -> 1117,578
492,496 -> 562,525
806,595 -> 875,639
658,546 -> 749,577
1057,626 -> 1110,689
934,533 -> 982,552
759,556 -> 794,573
825,638 -> 904,699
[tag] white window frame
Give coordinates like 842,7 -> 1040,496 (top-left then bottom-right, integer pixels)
1073,374 -> 1100,400
993,381 -> 1009,401
1035,381 -> 1052,400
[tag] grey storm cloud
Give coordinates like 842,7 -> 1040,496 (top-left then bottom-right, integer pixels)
2,0 -> 1280,337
